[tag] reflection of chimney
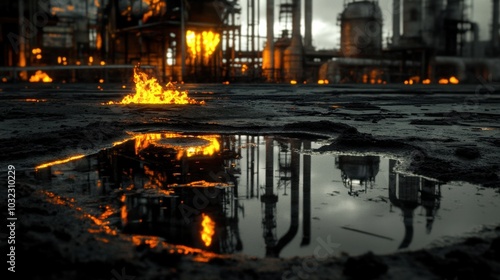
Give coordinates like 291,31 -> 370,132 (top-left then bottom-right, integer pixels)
393,0 -> 401,46
301,141 -> 311,246
262,137 -> 278,253
493,0 -> 500,51
304,0 -> 313,50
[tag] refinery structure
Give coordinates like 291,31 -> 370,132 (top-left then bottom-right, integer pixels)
1,0 -> 500,84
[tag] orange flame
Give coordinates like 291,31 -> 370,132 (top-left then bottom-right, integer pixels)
108,67 -> 203,105
35,155 -> 86,169
186,30 -> 220,64
134,133 -> 220,159
201,213 -> 215,247
29,70 -> 53,83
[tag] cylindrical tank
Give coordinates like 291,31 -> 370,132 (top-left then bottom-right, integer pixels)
340,1 -> 383,57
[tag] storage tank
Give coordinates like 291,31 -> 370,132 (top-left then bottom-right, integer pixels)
340,1 -> 383,57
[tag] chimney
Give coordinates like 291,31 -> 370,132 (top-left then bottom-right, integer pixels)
493,0 -> 500,51
304,0 -> 313,50
392,0 -> 401,46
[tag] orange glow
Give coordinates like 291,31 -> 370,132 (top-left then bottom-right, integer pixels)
318,79 -> 329,84
99,79 -> 104,83
35,155 -> 85,169
100,61 -> 106,66
201,214 -> 215,247
29,70 -> 53,83
449,76 -> 459,84
108,67 -> 203,105
134,133 -> 221,159
186,30 -> 220,64
290,80 -> 297,85
25,98 -> 47,102
422,79 -> 431,84
438,78 -> 449,85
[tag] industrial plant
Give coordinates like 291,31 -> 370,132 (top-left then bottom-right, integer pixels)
1,0 -> 500,83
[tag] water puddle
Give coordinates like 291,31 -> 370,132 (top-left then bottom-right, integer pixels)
32,132 -> 500,258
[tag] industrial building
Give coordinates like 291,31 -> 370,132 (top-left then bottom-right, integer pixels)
1,0 -> 499,83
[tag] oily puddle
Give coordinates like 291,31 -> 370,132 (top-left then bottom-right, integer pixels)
32,132 -> 500,258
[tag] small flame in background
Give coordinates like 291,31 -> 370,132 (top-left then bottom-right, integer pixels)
108,67 -> 204,105
201,213 -> 215,247
29,70 -> 53,83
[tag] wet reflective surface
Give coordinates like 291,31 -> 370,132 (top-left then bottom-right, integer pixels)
33,133 -> 500,258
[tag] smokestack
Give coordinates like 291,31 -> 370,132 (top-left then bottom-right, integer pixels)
304,0 -> 313,50
392,0 -> 401,46
263,0 -> 275,81
493,0 -> 500,51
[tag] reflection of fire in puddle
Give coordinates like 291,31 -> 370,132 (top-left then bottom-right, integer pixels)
25,98 -> 48,102
32,134 -> 500,258
106,67 -> 204,105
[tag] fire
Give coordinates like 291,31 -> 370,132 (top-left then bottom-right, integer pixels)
35,155 -> 85,169
186,30 -> 220,64
200,213 -> 215,247
449,76 -> 459,84
134,133 -> 220,159
438,76 -> 459,85
29,70 -> 53,83
108,67 -> 203,105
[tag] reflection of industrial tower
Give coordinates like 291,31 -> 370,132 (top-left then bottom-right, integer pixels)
261,137 -> 278,253
335,155 -> 380,196
261,138 -> 310,258
388,160 -> 441,249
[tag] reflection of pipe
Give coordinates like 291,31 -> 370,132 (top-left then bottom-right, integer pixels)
301,141 -> 311,246
399,208 -> 414,249
268,140 -> 300,257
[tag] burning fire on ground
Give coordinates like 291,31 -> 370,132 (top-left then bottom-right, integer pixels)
107,67 -> 204,105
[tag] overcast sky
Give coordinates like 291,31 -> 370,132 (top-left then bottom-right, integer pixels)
247,0 -> 495,50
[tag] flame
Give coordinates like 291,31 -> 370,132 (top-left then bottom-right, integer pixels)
35,155 -> 86,169
422,79 -> 431,84
438,78 -> 449,85
134,133 -> 220,159
200,214 -> 215,247
108,67 -> 203,105
449,76 -> 459,84
29,70 -> 53,83
186,30 -> 220,64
